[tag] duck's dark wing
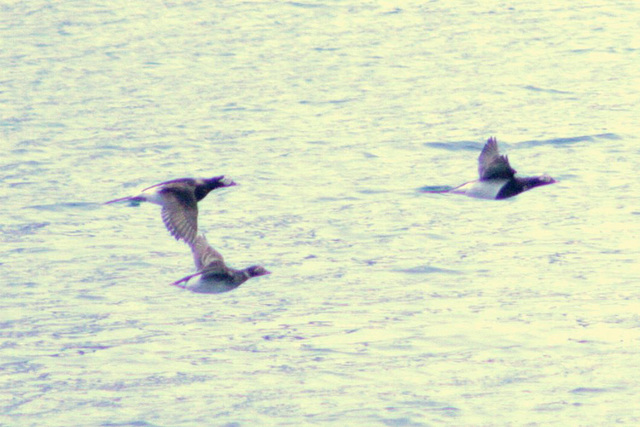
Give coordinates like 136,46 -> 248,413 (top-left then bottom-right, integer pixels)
160,188 -> 198,244
142,177 -> 196,192
170,235 -> 229,288
190,234 -> 225,270
478,137 -> 517,180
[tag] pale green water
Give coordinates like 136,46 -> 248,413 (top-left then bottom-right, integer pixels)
2,1 -> 640,426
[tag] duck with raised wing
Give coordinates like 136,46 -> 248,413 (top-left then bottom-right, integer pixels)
424,137 -> 555,199
105,176 -> 236,244
170,234 -> 270,294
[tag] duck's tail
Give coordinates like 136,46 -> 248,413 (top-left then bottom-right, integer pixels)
104,196 -> 145,205
170,270 -> 206,288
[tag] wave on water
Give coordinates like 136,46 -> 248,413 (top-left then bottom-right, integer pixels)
519,133 -> 621,147
396,265 -> 461,275
26,202 -> 103,211
424,133 -> 621,151
423,140 -> 481,151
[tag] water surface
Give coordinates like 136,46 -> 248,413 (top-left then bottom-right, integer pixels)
2,1 -> 640,425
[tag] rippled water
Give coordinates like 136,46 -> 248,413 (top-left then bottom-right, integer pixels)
2,1 -> 640,425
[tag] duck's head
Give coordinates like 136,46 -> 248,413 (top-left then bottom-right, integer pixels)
210,175 -> 237,189
523,174 -> 556,190
246,265 -> 271,278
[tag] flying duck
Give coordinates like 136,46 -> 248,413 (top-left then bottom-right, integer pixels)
105,176 -> 236,244
425,137 -> 555,199
170,234 -> 270,294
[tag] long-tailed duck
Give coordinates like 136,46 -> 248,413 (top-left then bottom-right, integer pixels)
424,137 -> 555,199
105,176 -> 236,244
170,234 -> 270,294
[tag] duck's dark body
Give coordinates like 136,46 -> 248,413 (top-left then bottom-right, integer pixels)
425,137 -> 555,200
105,176 -> 236,244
